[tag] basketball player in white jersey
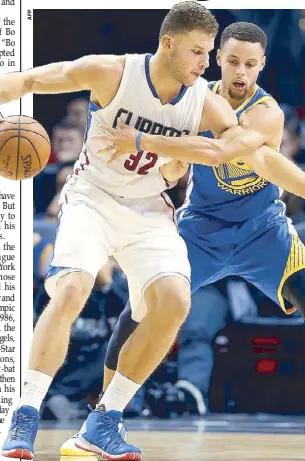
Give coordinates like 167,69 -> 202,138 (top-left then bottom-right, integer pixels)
0,2 -> 241,460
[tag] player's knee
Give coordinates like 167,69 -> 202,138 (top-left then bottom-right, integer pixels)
166,290 -> 191,324
54,271 -> 93,315
146,276 -> 191,324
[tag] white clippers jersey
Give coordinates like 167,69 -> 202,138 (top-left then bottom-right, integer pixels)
74,53 -> 208,198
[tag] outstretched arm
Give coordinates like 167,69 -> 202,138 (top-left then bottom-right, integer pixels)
94,90 -> 238,165
0,55 -> 119,104
141,99 -> 284,164
243,146 -> 305,199
140,89 -> 238,165
94,91 -> 285,168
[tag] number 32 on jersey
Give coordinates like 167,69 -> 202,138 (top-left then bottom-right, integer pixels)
124,151 -> 158,176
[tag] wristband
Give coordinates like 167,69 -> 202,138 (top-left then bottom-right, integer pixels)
136,131 -> 144,152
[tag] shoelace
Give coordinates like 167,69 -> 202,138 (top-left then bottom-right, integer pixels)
90,405 -> 125,431
86,405 -> 126,444
95,412 -> 127,451
10,413 -> 36,442
97,413 -> 121,435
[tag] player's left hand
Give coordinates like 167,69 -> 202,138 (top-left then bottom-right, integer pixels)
160,160 -> 189,184
92,118 -> 138,163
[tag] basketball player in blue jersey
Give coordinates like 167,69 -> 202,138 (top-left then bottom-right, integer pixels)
60,22 -> 305,456
98,21 -> 305,315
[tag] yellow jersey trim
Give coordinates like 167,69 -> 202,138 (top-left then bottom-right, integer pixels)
211,81 -> 221,93
277,231 -> 305,314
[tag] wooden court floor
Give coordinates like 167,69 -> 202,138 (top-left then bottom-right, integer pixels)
35,429 -> 305,461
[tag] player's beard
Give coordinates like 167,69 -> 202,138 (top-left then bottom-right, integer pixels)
228,85 -> 247,101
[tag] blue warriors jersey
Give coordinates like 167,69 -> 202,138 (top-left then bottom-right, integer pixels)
181,81 -> 284,223
178,81 -> 305,315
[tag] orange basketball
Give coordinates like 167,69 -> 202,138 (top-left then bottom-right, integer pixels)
0,115 -> 51,180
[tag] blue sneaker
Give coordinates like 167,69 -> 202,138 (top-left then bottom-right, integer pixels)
76,405 -> 142,460
89,403 -> 127,440
1,406 -> 40,460
60,413 -> 127,456
88,404 -> 127,441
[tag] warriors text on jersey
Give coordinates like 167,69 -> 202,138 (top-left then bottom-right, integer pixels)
73,53 -> 208,198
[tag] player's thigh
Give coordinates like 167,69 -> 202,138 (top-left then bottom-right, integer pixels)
185,238 -> 226,294
115,228 -> 190,322
45,202 -> 111,297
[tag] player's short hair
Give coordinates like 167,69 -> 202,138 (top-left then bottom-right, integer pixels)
220,22 -> 267,51
159,1 -> 219,40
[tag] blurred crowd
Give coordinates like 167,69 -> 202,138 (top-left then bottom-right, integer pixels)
33,94 -> 305,420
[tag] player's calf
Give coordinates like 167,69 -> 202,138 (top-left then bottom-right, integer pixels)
1,271 -> 95,461
117,276 -> 191,385
29,271 -> 94,376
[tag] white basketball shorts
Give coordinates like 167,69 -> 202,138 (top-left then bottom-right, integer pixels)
45,176 -> 190,322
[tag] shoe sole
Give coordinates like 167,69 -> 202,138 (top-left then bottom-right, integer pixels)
60,437 -> 95,456
60,429 -> 128,456
76,436 -> 141,461
60,446 -> 94,456
2,449 -> 34,460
